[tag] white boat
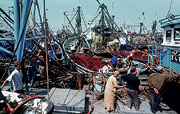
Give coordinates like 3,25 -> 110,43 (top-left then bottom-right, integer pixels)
148,14 -> 180,73
160,14 -> 180,73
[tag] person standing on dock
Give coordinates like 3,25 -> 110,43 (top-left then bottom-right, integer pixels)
121,67 -> 140,111
104,71 -> 124,112
1,62 -> 24,94
148,66 -> 180,113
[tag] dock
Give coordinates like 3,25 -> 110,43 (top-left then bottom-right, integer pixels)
117,99 -> 161,114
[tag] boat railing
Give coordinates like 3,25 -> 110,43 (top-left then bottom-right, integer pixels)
159,14 -> 180,25
148,45 -> 180,75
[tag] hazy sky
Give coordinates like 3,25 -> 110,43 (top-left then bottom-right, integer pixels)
1,0 -> 180,32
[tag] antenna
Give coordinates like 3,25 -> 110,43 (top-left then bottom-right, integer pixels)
78,0 -> 80,6
167,0 -> 173,17
155,12 -> 157,20
112,0 -> 114,16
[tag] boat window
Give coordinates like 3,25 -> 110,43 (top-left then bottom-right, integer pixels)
174,28 -> 180,41
166,30 -> 171,42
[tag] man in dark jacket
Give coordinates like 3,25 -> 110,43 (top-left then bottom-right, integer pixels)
148,66 -> 180,113
111,54 -> 118,70
121,67 -> 140,111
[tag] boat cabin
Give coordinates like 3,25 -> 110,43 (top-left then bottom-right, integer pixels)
158,14 -> 180,73
160,14 -> 180,47
161,23 -> 180,47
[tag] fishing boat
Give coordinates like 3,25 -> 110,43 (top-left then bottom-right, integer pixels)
62,1 -> 111,73
160,14 -> 180,73
148,13 -> 180,73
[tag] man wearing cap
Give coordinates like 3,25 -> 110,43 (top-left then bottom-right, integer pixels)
148,66 -> 180,113
1,62 -> 24,94
104,71 -> 124,112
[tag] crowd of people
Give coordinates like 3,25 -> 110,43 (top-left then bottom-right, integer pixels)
1,52 -> 180,114
103,53 -> 180,113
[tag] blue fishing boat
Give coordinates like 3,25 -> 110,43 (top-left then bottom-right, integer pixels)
160,14 -> 180,73
147,14 -> 180,74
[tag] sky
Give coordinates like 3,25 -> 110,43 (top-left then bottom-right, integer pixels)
1,0 -> 180,32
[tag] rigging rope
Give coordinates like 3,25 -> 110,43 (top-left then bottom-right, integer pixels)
167,0 -> 173,17
80,8 -> 88,30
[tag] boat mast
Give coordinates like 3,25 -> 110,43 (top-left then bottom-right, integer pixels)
96,0 -> 106,45
43,0 -> 50,99
111,0 -> 115,36
100,3 -> 106,45
76,5 -> 82,38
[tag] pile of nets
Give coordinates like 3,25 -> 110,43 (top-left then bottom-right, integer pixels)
70,53 -> 105,71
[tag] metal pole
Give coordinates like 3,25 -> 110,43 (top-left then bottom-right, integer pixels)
13,0 -> 20,55
160,46 -> 161,66
16,0 -> 32,61
43,0 -> 50,99
152,46 -> 154,67
148,45 -> 150,65
169,49 -> 172,75
36,0 -> 45,35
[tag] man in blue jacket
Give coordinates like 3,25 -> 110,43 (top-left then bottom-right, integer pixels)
111,54 -> 118,70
